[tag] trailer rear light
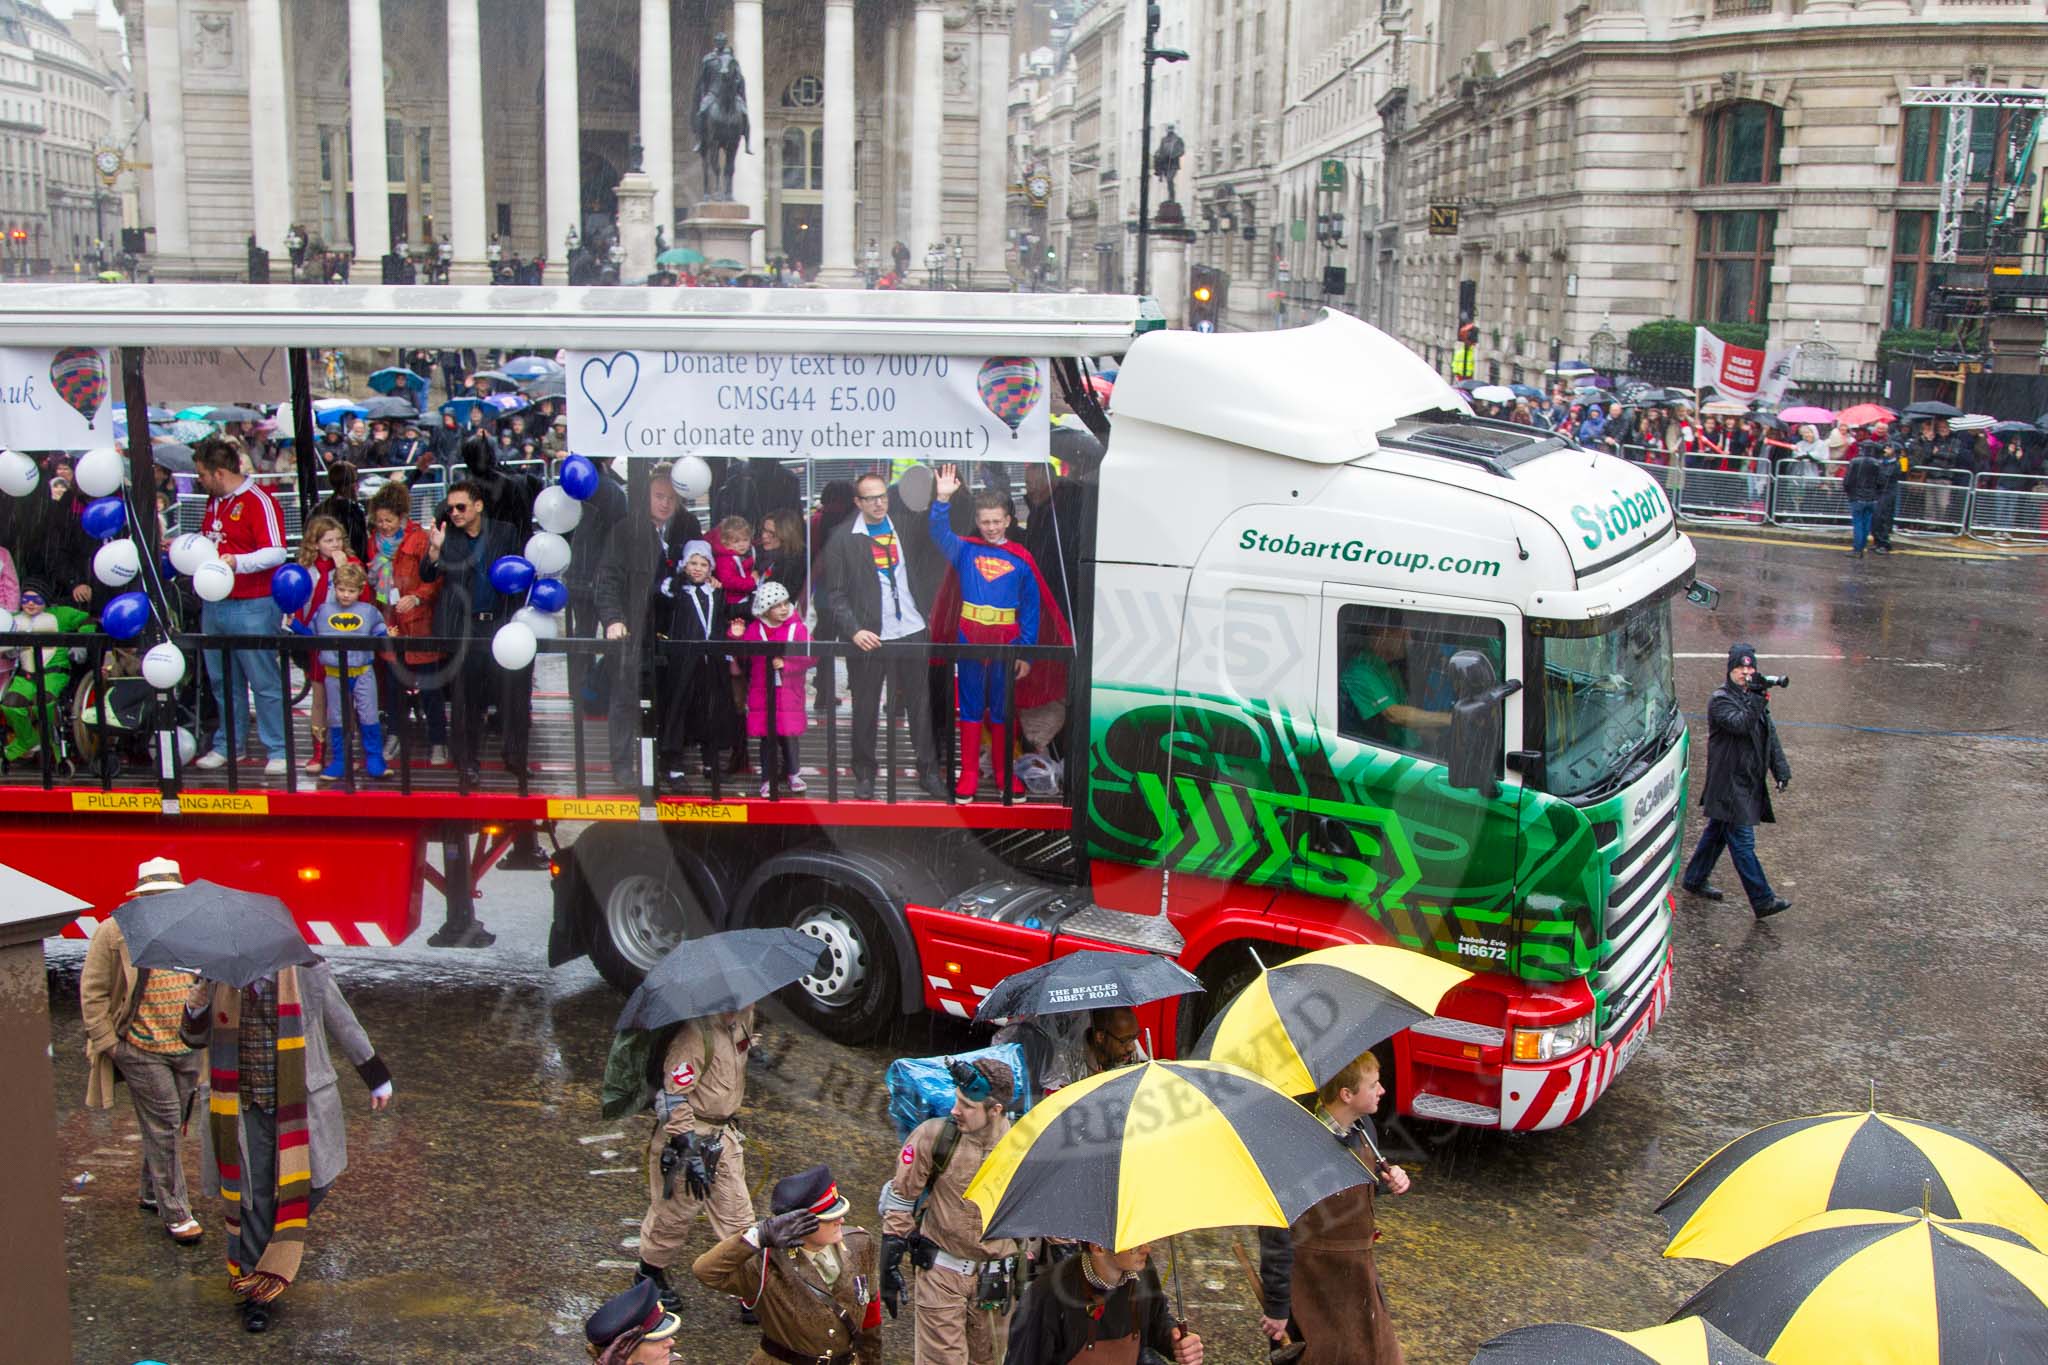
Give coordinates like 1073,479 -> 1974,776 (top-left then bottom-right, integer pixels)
548,857 -> 562,879
297,866 -> 322,883
1511,1014 -> 1592,1063
483,824 -> 504,836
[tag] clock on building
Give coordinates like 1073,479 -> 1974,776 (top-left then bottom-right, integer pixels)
94,148 -> 123,181
1026,172 -> 1051,205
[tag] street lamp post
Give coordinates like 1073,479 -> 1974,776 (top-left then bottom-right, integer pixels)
1135,1 -> 1188,296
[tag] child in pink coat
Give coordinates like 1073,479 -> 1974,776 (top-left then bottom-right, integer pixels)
743,580 -> 813,796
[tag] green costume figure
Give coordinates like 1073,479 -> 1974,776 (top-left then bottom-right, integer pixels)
3,583 -> 92,762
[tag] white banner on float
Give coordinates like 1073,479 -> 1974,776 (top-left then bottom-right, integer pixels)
565,349 -> 1052,461
0,346 -> 115,449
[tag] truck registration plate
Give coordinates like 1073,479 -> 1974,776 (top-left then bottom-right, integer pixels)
1612,1013 -> 1651,1077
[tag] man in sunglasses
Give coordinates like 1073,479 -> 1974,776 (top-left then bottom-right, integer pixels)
419,478 -> 530,788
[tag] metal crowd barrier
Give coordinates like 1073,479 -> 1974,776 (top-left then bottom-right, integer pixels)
1672,454 -> 1772,525
1893,470 -> 1972,537
1967,472 -> 2048,544
1769,459 -> 1852,530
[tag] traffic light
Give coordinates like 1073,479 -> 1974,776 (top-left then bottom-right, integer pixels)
1189,265 -> 1223,330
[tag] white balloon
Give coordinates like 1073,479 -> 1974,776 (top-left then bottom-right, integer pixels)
75,447 -> 125,499
532,485 -> 583,535
169,532 -> 219,576
192,558 -> 236,602
173,727 -> 199,765
0,606 -> 13,634
0,449 -> 38,497
93,538 -> 141,587
670,454 -> 713,500
30,610 -> 60,634
524,530 -> 572,577
512,605 -> 561,639
142,641 -> 187,689
491,619 -> 538,670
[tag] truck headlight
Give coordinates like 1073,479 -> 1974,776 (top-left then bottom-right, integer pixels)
1511,1013 -> 1593,1063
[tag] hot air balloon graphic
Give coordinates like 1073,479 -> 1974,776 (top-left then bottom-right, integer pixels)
976,357 -> 1041,440
49,348 -> 107,427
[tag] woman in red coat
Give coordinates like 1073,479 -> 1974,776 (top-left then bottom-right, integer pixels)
368,482 -> 446,764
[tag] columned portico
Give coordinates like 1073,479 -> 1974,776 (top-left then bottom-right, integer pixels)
140,0 -> 188,262
639,0 -> 674,236
245,0 -> 291,258
819,0 -> 858,283
543,0 -> 580,284
446,0 -> 489,283
346,0 -> 391,270
733,0 -> 766,265
909,0 -> 945,265
975,4 -> 1010,289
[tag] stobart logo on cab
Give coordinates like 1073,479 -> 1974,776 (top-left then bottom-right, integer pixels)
1571,484 -> 1670,552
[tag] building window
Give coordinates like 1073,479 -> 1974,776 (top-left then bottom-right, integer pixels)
1888,211 -> 1935,329
1701,101 -> 1781,186
1694,210 -> 1775,324
418,130 -> 430,185
1900,107 -> 1941,185
319,127 -> 332,181
810,128 -> 824,190
779,127 -> 805,189
783,74 -> 823,109
385,118 -> 403,182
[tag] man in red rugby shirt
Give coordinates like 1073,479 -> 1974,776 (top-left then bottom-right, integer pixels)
191,437 -> 291,776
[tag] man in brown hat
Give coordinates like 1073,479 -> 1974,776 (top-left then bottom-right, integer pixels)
694,1162 -> 883,1363
79,857 -> 205,1245
880,1057 -> 1020,1363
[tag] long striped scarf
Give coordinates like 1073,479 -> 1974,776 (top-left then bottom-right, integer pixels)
207,967 -> 312,1293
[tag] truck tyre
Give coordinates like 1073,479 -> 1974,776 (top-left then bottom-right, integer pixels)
766,876 -> 899,1044
584,841 -> 716,994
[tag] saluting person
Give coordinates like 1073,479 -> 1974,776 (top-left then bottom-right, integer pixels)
1257,1050 -> 1409,1365
636,1007 -> 760,1317
880,1057 -> 1021,1363
693,1163 -> 883,1364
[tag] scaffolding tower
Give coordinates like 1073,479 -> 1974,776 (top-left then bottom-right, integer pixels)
1904,85 -> 2048,263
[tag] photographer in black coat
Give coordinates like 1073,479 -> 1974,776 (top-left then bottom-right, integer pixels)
1681,643 -> 1793,919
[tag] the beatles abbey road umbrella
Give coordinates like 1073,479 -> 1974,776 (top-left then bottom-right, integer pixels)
1473,1317 -> 1768,1365
1673,1208 -> 2048,1364
972,949 -> 1202,1025
1656,1106 -> 2048,1264
113,880 -> 321,988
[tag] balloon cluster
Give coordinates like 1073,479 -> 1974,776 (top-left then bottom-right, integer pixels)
488,454 -> 598,671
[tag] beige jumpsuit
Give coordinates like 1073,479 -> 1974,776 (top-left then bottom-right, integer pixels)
638,1009 -> 758,1270
884,1114 -> 1018,1364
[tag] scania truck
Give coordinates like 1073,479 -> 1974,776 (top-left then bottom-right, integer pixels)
0,285 -> 1692,1131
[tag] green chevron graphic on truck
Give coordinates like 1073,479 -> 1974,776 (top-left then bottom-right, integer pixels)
1084,683 -> 1611,982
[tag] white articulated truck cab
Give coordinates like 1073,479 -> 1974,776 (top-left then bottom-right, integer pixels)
1086,311 -> 1695,1130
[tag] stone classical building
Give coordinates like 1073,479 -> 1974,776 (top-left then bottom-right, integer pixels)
1381,0 -> 2048,375
0,1 -> 119,275
117,0 -> 1020,284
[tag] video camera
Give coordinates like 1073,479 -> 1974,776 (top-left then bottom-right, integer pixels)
1747,673 -> 1791,692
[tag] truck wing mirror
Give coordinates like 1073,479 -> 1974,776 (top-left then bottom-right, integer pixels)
1445,648 -> 1523,798
1685,578 -> 1720,609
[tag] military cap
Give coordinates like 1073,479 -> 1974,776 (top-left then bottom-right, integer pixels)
585,1276 -> 681,1349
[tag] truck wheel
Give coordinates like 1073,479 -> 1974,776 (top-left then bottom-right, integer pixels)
772,878 -> 898,1044
586,846 -> 714,994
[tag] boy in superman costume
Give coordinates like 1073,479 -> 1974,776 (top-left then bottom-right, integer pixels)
928,463 -> 1071,801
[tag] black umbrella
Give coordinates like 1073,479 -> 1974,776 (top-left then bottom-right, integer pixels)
518,372 -> 567,400
973,949 -> 1202,1026
362,395 -> 418,421
201,403 -> 266,423
150,442 -> 195,473
1901,399 -> 1963,420
113,879 -> 322,988
614,928 -> 830,1031
1990,420 -> 2040,437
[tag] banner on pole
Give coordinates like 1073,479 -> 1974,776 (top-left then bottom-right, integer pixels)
1692,328 -> 1798,406
0,346 -> 114,449
566,350 -> 1053,461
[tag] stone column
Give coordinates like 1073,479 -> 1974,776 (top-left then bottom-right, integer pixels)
347,0 -> 391,272
446,0 -> 489,282
640,0 -> 674,236
140,0 -> 188,261
733,0 -> 766,264
616,170 -> 657,283
881,3 -> 901,249
819,0 -> 858,283
910,0 -> 944,275
245,0 -> 290,258
1153,225 -> 1194,329
544,0 -> 580,284
976,3 -> 1010,288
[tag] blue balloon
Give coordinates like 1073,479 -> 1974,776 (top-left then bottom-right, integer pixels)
81,495 -> 126,541
158,553 -> 177,580
527,576 -> 569,613
102,590 -> 151,640
489,555 -> 536,595
269,562 -> 314,615
558,455 -> 600,501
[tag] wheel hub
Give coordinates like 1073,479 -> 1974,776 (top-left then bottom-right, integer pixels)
795,905 -> 868,1007
604,873 -> 686,971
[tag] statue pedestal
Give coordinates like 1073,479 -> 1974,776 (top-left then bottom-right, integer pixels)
616,171 -> 658,284
1150,223 -> 1196,329
681,201 -> 764,274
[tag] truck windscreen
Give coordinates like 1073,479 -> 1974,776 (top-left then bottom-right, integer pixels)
1535,598 -> 1678,800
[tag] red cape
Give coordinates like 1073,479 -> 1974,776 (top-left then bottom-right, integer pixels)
930,537 -> 1072,711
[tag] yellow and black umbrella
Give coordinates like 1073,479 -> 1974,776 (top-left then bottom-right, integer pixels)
1657,1107 -> 2048,1264
1474,1317 -> 1767,1364
1675,1208 -> 2048,1363
1199,943 -> 1471,1096
962,1059 -> 1374,1251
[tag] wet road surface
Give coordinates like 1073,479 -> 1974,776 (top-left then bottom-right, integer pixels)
45,532 -> 2048,1362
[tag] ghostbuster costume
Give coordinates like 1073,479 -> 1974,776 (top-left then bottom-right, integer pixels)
637,1007 -> 760,1311
927,498 -> 1070,801
880,1059 -> 1020,1363
694,1164 -> 884,1365
1258,1109 -> 1404,1365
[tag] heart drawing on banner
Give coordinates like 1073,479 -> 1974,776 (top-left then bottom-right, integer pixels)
49,347 -> 107,426
578,351 -> 640,436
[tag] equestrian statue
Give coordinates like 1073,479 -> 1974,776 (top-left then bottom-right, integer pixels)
693,32 -> 753,202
